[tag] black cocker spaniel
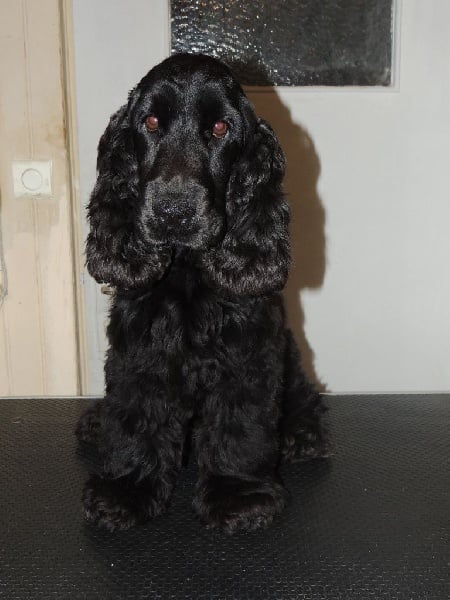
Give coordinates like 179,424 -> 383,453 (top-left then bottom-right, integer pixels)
76,53 -> 329,534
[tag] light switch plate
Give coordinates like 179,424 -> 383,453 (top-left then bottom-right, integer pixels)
12,160 -> 52,197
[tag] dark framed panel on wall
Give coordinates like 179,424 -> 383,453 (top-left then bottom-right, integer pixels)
171,0 -> 395,86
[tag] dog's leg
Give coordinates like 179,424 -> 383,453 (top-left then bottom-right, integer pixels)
280,331 -> 331,463
75,398 -> 105,445
193,360 -> 289,533
76,377 -> 188,531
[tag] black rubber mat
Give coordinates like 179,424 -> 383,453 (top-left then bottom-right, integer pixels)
0,395 -> 448,599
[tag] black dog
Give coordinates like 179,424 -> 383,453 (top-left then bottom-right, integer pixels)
76,54 -> 328,533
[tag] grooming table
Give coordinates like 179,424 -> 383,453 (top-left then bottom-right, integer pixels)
0,395 -> 448,599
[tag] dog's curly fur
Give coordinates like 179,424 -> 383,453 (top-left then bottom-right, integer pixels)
76,54 -> 329,534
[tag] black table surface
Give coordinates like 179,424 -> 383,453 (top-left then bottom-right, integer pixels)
0,395 -> 448,599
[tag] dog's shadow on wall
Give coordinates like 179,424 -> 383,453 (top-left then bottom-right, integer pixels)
247,89 -> 328,391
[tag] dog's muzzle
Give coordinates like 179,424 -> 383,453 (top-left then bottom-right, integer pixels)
144,177 -> 215,245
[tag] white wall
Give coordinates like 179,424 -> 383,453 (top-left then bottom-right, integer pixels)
72,0 -> 450,394
265,0 -> 450,393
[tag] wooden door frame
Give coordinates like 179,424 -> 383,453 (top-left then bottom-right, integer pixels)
59,0 -> 88,394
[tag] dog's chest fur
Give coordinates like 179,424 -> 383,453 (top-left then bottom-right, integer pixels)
106,254 -> 284,396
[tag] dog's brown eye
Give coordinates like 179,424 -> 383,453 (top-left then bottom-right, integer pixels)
212,121 -> 228,138
145,115 -> 159,132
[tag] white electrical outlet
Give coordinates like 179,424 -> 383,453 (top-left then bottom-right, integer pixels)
12,160 -> 52,197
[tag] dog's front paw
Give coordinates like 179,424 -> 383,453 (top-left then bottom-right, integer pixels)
82,475 -> 165,531
193,475 -> 288,534
75,403 -> 104,444
281,428 -> 333,463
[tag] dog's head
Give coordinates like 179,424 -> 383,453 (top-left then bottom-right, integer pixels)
131,54 -> 257,248
87,54 -> 290,294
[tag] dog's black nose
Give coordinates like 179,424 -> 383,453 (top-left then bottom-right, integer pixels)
152,194 -> 196,225
147,177 -> 207,227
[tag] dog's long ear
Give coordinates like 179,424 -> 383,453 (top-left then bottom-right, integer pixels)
201,118 -> 290,295
85,103 -> 171,289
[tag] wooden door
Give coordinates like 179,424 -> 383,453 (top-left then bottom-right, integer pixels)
0,0 -> 80,395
